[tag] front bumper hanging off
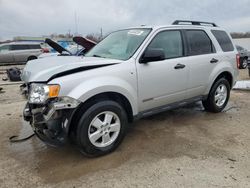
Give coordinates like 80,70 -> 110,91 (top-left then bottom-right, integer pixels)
23,98 -> 80,146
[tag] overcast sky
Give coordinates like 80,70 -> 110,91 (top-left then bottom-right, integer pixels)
0,0 -> 250,41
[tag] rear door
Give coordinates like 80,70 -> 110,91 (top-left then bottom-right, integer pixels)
27,44 -> 42,57
183,29 -> 218,98
11,44 -> 30,63
136,30 -> 189,112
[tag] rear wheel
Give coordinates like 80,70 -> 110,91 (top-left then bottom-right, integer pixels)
75,100 -> 128,157
202,78 -> 230,113
240,58 -> 248,69
27,56 -> 37,61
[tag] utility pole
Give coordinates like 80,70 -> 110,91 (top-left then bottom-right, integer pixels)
74,11 -> 78,35
100,27 -> 103,39
68,29 -> 71,37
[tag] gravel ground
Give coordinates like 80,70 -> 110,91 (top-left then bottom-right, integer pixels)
0,68 -> 250,188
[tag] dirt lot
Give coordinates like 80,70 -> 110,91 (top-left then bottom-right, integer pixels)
0,69 -> 250,187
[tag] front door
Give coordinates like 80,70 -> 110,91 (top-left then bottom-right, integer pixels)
0,45 -> 14,63
136,30 -> 188,112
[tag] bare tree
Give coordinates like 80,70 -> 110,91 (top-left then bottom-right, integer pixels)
85,33 -> 103,43
231,32 -> 250,39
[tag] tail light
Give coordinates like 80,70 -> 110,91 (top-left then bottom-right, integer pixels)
236,53 -> 240,69
42,48 -> 49,53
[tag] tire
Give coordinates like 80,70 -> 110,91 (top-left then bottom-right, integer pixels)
202,78 -> 230,113
239,58 -> 248,69
27,56 -> 37,61
75,100 -> 128,157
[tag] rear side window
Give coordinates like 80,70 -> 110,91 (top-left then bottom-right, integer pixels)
28,44 -> 41,49
147,30 -> 183,59
186,30 -> 214,56
211,30 -> 234,52
10,45 -> 29,50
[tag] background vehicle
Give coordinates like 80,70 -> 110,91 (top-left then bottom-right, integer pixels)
0,42 -> 43,64
21,20 -> 238,157
236,45 -> 250,69
38,37 -> 96,59
248,62 -> 250,77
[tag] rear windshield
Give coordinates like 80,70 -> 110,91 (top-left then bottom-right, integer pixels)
211,30 -> 234,52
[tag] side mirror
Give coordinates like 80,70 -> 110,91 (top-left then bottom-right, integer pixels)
140,48 -> 165,64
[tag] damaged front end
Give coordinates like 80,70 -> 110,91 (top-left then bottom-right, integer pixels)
21,84 -> 80,146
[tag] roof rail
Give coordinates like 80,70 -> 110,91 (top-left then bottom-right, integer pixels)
172,20 -> 218,27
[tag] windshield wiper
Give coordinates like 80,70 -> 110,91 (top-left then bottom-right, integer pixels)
93,54 -> 106,58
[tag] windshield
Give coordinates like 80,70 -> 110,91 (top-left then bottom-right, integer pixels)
67,46 -> 84,54
85,28 -> 151,60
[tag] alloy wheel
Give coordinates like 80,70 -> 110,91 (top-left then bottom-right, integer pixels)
214,84 -> 228,107
88,111 -> 121,148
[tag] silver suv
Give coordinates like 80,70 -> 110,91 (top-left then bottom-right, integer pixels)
0,42 -> 42,64
21,20 -> 239,157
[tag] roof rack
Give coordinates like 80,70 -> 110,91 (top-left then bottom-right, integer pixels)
172,20 -> 218,27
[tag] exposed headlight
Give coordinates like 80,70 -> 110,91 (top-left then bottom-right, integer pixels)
29,83 -> 60,104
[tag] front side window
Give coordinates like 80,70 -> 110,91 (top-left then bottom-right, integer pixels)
186,30 -> 214,56
0,45 -> 10,52
85,29 -> 151,60
146,30 -> 183,59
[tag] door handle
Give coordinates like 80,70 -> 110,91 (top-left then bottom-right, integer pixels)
174,63 -> 186,69
210,58 -> 219,63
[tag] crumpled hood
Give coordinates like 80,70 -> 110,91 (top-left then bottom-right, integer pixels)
21,56 -> 121,82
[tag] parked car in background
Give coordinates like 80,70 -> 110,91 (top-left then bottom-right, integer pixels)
236,45 -> 250,69
0,42 -> 43,64
248,62 -> 250,77
38,37 -> 96,59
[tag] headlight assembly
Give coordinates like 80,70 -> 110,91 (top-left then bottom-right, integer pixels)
29,83 -> 60,104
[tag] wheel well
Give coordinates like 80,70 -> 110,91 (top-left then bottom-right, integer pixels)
214,71 -> 233,88
27,56 -> 37,61
68,92 -> 133,136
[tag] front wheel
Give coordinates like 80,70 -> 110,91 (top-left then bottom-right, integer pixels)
202,78 -> 230,113
75,100 -> 128,157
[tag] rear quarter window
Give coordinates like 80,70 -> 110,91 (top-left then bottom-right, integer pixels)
211,30 -> 234,52
28,44 -> 41,49
186,30 -> 214,56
